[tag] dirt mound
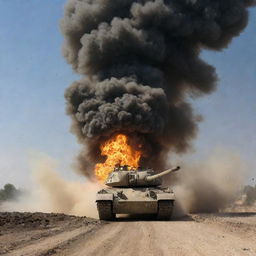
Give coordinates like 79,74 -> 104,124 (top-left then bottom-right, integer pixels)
0,212 -> 97,231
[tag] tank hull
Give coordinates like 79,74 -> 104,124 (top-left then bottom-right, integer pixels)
96,187 -> 175,219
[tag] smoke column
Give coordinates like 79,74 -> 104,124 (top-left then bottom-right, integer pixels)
61,0 -> 255,179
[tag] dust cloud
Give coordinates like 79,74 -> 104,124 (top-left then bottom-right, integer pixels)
1,150 -> 248,217
173,149 -> 246,216
2,154 -> 101,218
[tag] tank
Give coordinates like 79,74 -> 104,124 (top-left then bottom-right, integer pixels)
96,166 -> 180,220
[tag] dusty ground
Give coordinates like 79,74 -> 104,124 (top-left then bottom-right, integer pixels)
0,210 -> 256,256
0,212 -> 102,256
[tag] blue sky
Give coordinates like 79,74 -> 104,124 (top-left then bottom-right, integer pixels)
0,0 -> 255,188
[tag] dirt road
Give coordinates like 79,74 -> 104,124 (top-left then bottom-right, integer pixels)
1,212 -> 256,256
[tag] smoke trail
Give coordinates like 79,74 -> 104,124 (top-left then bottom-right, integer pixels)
61,0 -> 255,178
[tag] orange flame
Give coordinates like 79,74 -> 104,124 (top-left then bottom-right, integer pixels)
95,134 -> 142,182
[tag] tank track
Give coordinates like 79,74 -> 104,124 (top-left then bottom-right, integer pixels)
157,200 -> 174,220
97,201 -> 115,221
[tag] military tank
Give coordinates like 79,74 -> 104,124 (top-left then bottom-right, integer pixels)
96,165 -> 180,220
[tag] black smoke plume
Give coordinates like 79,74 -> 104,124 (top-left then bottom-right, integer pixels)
61,0 -> 255,179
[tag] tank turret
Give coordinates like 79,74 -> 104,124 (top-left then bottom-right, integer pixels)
105,166 -> 180,187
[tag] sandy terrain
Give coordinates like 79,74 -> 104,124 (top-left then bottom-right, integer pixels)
0,211 -> 256,256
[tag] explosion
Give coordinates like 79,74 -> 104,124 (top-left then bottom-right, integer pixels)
95,134 -> 142,181
61,0 -> 256,180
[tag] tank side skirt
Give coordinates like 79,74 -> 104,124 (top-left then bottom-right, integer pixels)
96,193 -> 113,201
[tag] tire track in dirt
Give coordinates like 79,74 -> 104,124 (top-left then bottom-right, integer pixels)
1,213 -> 256,256
3,226 -> 92,256
56,215 -> 256,256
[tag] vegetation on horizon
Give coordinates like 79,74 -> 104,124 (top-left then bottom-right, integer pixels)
0,184 -> 21,202
244,185 -> 256,205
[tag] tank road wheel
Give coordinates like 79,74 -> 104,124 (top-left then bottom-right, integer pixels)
157,200 -> 173,221
97,201 -> 115,221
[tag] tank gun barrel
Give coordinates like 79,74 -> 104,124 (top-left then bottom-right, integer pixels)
145,166 -> 180,181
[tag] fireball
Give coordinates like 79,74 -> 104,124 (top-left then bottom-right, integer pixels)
95,134 -> 142,182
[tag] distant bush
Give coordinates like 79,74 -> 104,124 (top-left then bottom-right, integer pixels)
0,184 -> 20,201
244,185 -> 256,205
